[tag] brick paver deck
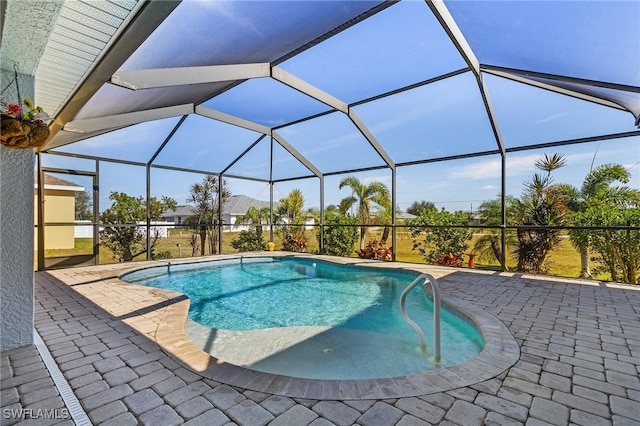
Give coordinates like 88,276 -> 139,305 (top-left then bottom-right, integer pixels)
2,254 -> 639,425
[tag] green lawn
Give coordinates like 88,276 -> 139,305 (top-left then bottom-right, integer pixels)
395,231 -> 593,279
41,229 -> 607,281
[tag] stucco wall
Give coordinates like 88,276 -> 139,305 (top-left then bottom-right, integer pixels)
0,147 -> 35,351
0,69 -> 35,351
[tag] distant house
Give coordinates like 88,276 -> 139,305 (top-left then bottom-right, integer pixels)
223,195 -> 276,231
396,211 -> 416,222
162,195 -> 280,232
34,173 -> 85,250
161,205 -> 196,225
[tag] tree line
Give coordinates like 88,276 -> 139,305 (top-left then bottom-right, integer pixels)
407,153 -> 639,283
472,153 -> 639,283
95,153 -> 639,284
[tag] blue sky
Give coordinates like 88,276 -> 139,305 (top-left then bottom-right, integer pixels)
43,0 -> 639,214
43,134 -> 639,214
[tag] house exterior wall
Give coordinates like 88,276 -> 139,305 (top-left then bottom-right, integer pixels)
0,66 -> 35,351
224,214 -> 261,232
33,188 -> 77,250
164,215 -> 181,224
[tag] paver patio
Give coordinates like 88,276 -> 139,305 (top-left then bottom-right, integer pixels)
1,254 -> 639,425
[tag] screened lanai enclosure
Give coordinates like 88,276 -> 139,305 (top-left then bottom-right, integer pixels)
6,1 -> 638,281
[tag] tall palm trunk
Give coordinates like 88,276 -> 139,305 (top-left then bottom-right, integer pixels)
359,226 -> 366,250
190,234 -> 199,256
578,245 -> 591,278
210,227 -> 219,254
380,225 -> 390,245
199,224 -> 207,256
490,237 -> 506,271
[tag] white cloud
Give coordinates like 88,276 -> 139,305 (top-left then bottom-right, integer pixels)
534,112 -> 568,124
482,185 -> 497,190
196,1 -> 264,38
367,105 -> 437,136
446,154 -> 537,180
445,153 -> 586,181
446,158 -> 501,180
360,175 -> 392,188
564,151 -> 602,165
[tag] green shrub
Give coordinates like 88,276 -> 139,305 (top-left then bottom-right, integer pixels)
230,230 -> 266,252
355,239 -> 392,261
317,213 -> 358,256
152,250 -> 172,260
432,252 -> 464,267
408,208 -> 471,266
582,201 -> 640,284
281,232 -> 307,252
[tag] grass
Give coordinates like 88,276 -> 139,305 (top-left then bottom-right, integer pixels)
41,228 -> 606,281
41,239 -> 94,257
396,231 -> 587,278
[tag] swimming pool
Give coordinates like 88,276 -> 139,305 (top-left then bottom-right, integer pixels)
123,257 -> 484,380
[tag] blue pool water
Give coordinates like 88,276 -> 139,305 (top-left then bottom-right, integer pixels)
123,257 -> 484,379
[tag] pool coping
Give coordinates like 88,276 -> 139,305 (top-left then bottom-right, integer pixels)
120,252 -> 520,400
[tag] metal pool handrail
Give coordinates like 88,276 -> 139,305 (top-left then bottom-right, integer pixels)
399,273 -> 442,363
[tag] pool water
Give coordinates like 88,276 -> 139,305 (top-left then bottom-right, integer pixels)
123,257 -> 484,379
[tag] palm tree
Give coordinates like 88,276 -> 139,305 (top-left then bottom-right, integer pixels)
472,195 -> 518,270
337,198 -> 353,216
275,189 -> 306,236
187,175 -> 230,255
338,176 -> 390,250
236,206 -> 271,236
513,153 -> 568,274
278,189 -> 304,222
557,163 -> 639,278
372,191 -> 393,245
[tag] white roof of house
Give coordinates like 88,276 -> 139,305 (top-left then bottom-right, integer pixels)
162,195 -> 278,218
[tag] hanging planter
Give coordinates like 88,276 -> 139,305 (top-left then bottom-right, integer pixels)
1,99 -> 50,149
1,113 -> 49,149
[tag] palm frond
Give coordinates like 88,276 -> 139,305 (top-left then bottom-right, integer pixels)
535,153 -> 566,172
581,163 -> 630,198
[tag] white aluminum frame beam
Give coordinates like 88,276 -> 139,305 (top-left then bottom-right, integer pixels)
477,75 -> 506,154
483,65 -> 640,93
424,0 -> 480,76
483,68 -> 629,112
221,135 -> 266,175
63,104 -> 194,133
196,106 -> 271,135
272,131 -> 323,178
271,63 -> 395,171
46,127 -> 127,151
46,0 -> 182,147
194,108 -> 321,179
271,67 -> 348,113
348,109 -> 395,168
111,63 -> 271,90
